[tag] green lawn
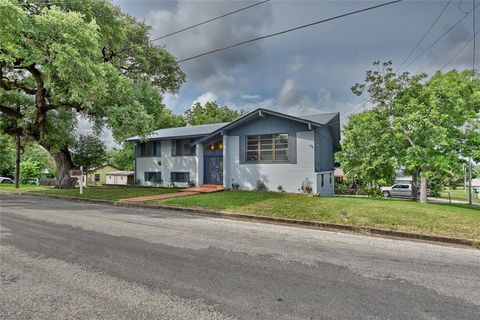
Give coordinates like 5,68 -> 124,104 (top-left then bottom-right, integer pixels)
151,191 -> 480,240
439,188 -> 479,204
0,184 -> 179,201
0,184 -> 52,192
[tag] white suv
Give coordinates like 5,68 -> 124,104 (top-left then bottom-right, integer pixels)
380,184 -> 412,198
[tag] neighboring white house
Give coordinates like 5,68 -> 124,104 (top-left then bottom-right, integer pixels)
127,108 -> 341,196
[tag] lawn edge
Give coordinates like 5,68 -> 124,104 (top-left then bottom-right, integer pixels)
4,190 -> 478,248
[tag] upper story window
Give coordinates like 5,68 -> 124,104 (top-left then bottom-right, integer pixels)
246,133 -> 288,162
173,139 -> 196,156
139,141 -> 159,157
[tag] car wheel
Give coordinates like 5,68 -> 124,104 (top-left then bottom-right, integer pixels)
382,191 -> 390,198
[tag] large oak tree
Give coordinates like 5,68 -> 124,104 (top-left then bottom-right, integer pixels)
0,0 -> 185,188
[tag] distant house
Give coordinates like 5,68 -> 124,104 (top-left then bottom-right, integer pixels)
127,108 -> 340,196
84,164 -> 121,187
105,171 -> 134,186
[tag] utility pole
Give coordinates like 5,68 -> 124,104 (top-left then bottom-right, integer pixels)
468,157 -> 473,205
14,133 -> 20,189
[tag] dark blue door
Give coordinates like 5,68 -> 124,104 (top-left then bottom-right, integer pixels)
204,156 -> 223,185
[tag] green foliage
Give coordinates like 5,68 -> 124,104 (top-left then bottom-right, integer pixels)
184,101 -> 243,125
0,133 -> 15,176
22,141 -> 56,177
19,159 -> 41,182
338,109 -> 397,187
344,61 -> 480,196
107,142 -> 135,171
0,0 -> 185,185
255,179 -> 268,192
71,134 -> 107,171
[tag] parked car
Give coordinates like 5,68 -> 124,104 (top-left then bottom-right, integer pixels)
0,177 -> 14,184
380,184 -> 413,198
27,178 -> 40,185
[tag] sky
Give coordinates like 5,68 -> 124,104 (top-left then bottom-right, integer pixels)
89,0 -> 479,146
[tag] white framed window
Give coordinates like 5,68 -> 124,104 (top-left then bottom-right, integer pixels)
246,133 -> 288,162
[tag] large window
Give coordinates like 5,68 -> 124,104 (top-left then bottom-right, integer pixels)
139,141 -> 159,157
171,172 -> 190,183
144,171 -> 162,183
246,133 -> 289,162
174,139 -> 196,156
94,174 -> 100,182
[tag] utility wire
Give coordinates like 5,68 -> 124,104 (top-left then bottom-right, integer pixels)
176,0 -> 403,64
399,1 -> 480,72
396,0 -> 451,72
441,28 -> 480,70
150,1 -> 270,42
473,0 -> 477,73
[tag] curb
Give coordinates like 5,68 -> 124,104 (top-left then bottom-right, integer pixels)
2,190 -> 478,247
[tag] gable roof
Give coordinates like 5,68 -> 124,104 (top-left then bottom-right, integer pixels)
126,108 -> 341,151
126,122 -> 229,142
194,108 -> 340,146
86,164 -> 121,173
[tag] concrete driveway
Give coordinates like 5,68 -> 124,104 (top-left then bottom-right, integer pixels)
1,194 -> 479,319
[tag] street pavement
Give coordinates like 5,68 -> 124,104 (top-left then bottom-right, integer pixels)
1,193 -> 479,319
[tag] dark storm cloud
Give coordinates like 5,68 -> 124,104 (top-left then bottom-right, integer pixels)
111,0 -> 478,117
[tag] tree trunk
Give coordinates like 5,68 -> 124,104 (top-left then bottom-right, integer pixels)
15,133 -> 20,189
411,171 -> 418,201
420,174 -> 428,204
52,148 -> 77,189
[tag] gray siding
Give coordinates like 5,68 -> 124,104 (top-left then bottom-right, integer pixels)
314,126 -> 334,172
226,115 -> 310,164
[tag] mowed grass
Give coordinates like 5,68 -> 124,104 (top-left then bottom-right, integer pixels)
0,184 -> 52,192
0,184 -> 179,201
439,188 -> 479,204
152,191 -> 480,240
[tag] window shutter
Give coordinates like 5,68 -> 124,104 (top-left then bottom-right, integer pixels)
239,136 -> 246,164
288,132 -> 297,164
171,140 -> 176,156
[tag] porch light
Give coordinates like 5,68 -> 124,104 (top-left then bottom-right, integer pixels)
219,143 -> 223,150
210,142 -> 215,150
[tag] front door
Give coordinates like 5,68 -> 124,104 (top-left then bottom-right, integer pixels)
204,156 -> 223,185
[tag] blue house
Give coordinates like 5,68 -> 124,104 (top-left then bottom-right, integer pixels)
127,108 -> 340,196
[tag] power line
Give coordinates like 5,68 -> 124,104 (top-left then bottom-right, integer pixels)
441,28 -> 480,70
396,0 -> 452,72
150,1 -> 270,42
473,0 -> 477,73
176,0 -> 403,64
400,1 -> 480,72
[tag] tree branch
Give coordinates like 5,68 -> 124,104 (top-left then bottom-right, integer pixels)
0,104 -> 22,119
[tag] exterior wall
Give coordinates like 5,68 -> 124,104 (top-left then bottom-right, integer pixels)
225,131 -> 316,193
85,165 -> 119,187
135,139 -> 197,187
315,171 -> 334,197
105,174 -> 130,186
314,126 -> 334,172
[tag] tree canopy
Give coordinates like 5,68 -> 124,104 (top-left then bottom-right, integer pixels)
341,61 -> 480,202
0,0 -> 185,188
71,134 -> 107,171
184,101 -> 243,125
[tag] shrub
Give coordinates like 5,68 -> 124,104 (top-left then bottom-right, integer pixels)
255,179 -> 268,192
277,185 -> 285,192
299,178 -> 313,194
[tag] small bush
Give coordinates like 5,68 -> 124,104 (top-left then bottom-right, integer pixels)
299,178 -> 313,194
255,180 -> 268,192
277,185 -> 285,192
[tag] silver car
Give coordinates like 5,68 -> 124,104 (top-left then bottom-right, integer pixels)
380,184 -> 412,198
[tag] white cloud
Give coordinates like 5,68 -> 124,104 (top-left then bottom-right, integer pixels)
193,92 -> 219,106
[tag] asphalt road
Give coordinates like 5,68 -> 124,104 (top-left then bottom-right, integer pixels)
1,194 -> 479,320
